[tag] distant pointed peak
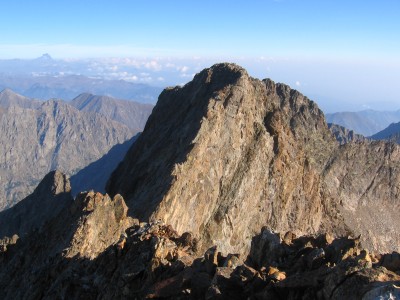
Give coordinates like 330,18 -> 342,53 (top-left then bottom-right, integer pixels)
37,53 -> 53,60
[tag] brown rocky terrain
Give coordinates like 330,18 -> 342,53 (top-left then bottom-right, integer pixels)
107,63 -> 400,255
1,186 -> 399,299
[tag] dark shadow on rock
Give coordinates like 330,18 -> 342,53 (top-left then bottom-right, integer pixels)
0,170 -> 73,239
70,133 -> 140,197
0,191 -> 130,299
2,215 -> 400,299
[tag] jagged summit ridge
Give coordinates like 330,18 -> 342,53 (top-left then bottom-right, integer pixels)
107,62 -> 400,255
107,63 -> 345,254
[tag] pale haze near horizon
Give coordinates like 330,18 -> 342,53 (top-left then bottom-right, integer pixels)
0,0 -> 399,113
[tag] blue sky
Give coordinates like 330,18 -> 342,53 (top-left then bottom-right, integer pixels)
0,0 -> 399,112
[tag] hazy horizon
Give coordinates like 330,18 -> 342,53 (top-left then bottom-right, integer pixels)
0,0 -> 399,113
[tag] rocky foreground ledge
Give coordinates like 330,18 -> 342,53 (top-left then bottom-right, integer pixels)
1,191 -> 399,299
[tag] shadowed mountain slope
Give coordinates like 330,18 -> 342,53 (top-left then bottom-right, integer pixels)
70,134 -> 139,196
371,121 -> 400,144
0,170 -> 73,238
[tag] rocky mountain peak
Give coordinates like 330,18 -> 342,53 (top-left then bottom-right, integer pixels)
36,53 -> 53,61
107,63 -> 341,255
107,63 -> 400,255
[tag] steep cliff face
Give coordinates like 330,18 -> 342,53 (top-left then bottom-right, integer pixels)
107,63 -> 349,254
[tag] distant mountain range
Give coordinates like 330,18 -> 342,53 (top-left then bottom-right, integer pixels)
370,122 -> 400,144
0,89 -> 153,210
70,93 -> 153,131
326,110 -> 400,136
0,74 -> 162,104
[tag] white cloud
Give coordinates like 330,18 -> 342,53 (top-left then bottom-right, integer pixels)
144,60 -> 162,71
165,62 -> 176,68
295,81 -> 301,87
178,66 -> 189,73
107,65 -> 119,71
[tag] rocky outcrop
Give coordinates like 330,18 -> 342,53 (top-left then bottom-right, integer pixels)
0,170 -> 73,238
107,63 -> 400,255
0,98 -> 134,210
328,123 -> 369,144
244,228 -> 400,300
0,191 -> 134,298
